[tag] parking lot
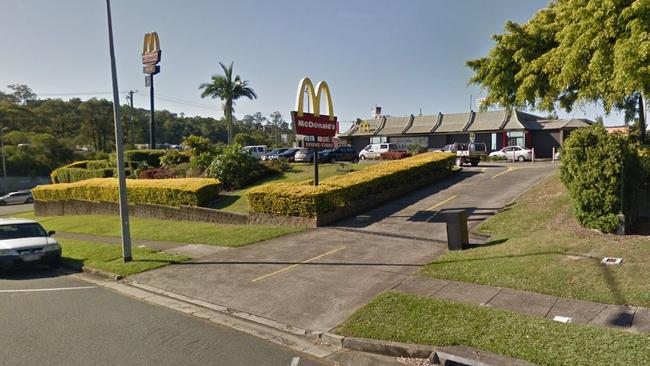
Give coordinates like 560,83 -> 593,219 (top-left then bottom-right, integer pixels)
132,161 -> 559,332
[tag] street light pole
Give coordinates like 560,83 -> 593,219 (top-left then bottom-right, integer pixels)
105,0 -> 132,262
0,128 -> 7,195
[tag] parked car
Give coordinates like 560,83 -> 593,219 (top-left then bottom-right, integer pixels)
294,148 -> 314,163
272,148 -> 299,162
0,190 -> 33,206
243,145 -> 267,160
554,149 -> 561,161
0,218 -> 61,270
489,146 -> 533,162
261,148 -> 289,161
437,143 -> 465,153
359,143 -> 400,160
318,146 -> 359,163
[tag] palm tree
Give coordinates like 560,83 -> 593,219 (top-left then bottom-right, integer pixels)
199,62 -> 257,145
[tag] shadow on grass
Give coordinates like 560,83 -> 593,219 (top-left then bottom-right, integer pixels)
209,194 -> 241,210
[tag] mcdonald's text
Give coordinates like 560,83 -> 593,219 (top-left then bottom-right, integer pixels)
291,111 -> 337,137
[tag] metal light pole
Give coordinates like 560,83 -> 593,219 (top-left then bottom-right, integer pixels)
105,0 -> 132,262
0,127 -> 7,195
126,90 -> 135,147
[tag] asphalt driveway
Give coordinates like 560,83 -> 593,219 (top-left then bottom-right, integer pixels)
132,161 -> 559,332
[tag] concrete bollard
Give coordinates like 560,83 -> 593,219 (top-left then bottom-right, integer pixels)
443,209 -> 469,251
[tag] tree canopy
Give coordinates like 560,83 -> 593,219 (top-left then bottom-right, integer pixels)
468,0 -> 650,141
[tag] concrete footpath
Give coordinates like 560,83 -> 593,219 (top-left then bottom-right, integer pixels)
395,276 -> 650,333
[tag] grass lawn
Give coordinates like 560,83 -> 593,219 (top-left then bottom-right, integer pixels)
337,292 -> 650,366
212,162 -> 378,213
15,212 -> 304,248
422,174 -> 650,307
60,238 -> 188,277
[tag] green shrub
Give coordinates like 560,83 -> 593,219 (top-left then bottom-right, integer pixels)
160,150 -> 190,168
264,158 -> 291,172
33,178 -> 220,207
560,126 -> 642,233
86,160 -> 112,169
123,150 -> 167,168
247,152 -> 455,218
205,144 -> 276,190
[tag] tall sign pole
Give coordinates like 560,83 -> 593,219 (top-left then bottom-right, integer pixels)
291,77 -> 337,187
142,32 -> 161,149
105,0 -> 132,262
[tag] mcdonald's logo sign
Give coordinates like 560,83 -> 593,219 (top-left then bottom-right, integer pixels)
358,121 -> 372,133
291,77 -> 337,138
142,32 -> 161,66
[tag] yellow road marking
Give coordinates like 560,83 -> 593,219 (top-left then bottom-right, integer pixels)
427,195 -> 457,211
251,247 -> 346,283
491,167 -> 517,180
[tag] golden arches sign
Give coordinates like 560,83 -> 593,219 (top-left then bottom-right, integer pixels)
142,32 -> 161,66
142,32 -> 160,54
295,77 -> 335,122
358,121 -> 372,133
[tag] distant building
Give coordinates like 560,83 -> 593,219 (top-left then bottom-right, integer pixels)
338,109 -> 593,158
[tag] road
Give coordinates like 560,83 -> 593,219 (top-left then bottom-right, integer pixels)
0,202 -> 33,216
0,268 -> 327,366
132,162 -> 559,332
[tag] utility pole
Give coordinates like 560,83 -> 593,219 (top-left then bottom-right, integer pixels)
126,90 -> 135,147
105,0 -> 132,262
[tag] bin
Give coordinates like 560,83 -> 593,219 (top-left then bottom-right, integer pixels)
443,209 -> 468,251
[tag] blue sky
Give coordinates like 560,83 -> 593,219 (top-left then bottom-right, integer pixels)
0,0 -> 623,127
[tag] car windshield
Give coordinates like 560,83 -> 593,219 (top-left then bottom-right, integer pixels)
297,149 -> 310,153
0,223 -> 47,239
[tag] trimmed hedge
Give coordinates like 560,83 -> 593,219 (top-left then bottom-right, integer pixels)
33,178 -> 221,207
380,151 -> 412,160
51,160 -> 115,184
124,149 -> 167,168
247,152 -> 455,218
560,126 -> 642,233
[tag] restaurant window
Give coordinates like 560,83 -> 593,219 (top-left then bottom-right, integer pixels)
507,131 -> 525,147
491,133 -> 497,151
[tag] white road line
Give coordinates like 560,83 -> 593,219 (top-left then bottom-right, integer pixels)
0,286 -> 97,293
290,357 -> 300,366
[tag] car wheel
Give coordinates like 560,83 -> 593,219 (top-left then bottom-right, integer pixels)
470,160 -> 479,167
352,156 -> 359,163
25,198 -> 34,204
360,155 -> 366,160
518,155 -> 526,162
0,201 -> 6,206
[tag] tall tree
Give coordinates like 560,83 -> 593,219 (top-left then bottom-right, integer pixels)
199,62 -> 257,145
467,0 -> 649,144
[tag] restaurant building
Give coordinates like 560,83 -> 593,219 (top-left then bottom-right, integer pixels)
338,109 -> 593,158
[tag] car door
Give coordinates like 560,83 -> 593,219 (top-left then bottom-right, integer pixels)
8,193 -> 22,204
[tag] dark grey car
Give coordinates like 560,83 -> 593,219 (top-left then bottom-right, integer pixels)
0,190 -> 33,206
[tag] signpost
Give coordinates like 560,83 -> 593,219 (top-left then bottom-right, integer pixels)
142,31 -> 161,149
291,77 -> 338,186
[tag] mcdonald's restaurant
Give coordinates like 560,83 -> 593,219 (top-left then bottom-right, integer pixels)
337,109 -> 593,158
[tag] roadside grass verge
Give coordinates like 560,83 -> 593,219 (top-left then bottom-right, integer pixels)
212,162 -> 378,213
15,212 -> 304,248
422,174 -> 650,307
60,239 -> 188,277
336,292 -> 650,366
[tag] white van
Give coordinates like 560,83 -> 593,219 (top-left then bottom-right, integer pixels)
243,145 -> 267,160
359,143 -> 399,160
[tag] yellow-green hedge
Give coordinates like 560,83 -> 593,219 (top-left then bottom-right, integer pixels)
247,152 -> 455,218
33,178 -> 221,207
